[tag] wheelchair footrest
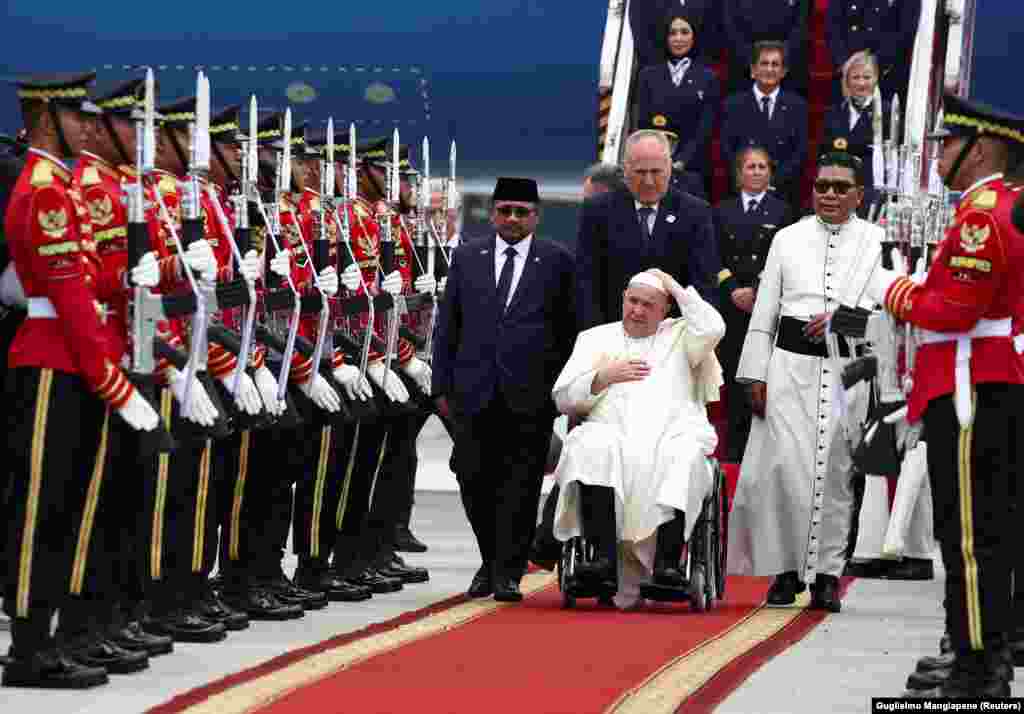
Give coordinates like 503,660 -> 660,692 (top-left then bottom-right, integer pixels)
563,578 -> 616,600
639,581 -> 695,603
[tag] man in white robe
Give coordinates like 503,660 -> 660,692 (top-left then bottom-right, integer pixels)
727,151 -> 882,612
550,270 -> 725,609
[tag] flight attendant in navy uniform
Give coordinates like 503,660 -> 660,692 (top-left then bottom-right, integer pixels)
713,145 -> 792,461
630,0 -> 723,68
634,10 -> 721,185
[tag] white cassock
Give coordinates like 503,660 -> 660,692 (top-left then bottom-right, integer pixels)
728,216 -> 882,584
550,288 -> 725,608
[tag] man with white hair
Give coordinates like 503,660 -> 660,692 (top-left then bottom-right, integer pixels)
576,129 -> 720,331
550,269 -> 724,609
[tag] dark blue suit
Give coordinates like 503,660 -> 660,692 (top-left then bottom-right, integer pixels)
629,0 -> 723,68
722,0 -> 811,95
826,0 -> 921,100
820,99 -> 891,216
713,194 -> 792,459
635,60 -> 721,177
721,88 -> 808,207
575,187 -> 720,331
432,234 -> 576,583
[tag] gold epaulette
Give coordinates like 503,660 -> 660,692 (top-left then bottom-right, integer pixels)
971,189 -> 998,211
80,166 -> 101,187
31,159 -> 69,187
158,175 -> 177,195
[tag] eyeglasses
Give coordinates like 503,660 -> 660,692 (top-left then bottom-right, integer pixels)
495,206 -> 534,218
813,179 -> 857,196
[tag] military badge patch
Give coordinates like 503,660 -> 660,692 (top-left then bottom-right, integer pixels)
959,222 -> 990,253
88,194 -> 114,226
971,190 -> 998,210
38,207 -> 69,238
833,138 -> 848,151
653,115 -> 667,128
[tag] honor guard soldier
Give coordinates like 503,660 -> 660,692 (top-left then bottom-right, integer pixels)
59,77 -> 184,672
825,0 -> 922,103
288,125 -> 375,603
713,145 -> 792,461
357,137 -> 432,586
140,94 -> 236,643
2,72 -> 161,689
216,114 -> 319,620
865,95 -> 1024,699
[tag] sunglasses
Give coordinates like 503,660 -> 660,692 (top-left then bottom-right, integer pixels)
495,206 -> 534,218
813,179 -> 857,196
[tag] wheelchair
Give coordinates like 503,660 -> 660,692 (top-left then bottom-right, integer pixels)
557,458 -> 729,611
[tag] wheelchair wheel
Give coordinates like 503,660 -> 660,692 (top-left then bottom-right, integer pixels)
690,565 -> 708,613
716,464 -> 729,599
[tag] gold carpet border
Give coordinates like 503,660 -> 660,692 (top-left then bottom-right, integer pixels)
607,591 -> 812,714
181,572 -> 558,714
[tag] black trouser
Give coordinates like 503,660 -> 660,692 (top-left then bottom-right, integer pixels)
395,412 -> 445,532
579,484 -> 617,566
452,393 -> 552,581
0,309 -> 25,572
3,368 -> 112,653
293,421 -> 347,565
369,410 -> 430,566
148,387 -> 220,614
332,420 -> 391,578
923,384 -> 1021,653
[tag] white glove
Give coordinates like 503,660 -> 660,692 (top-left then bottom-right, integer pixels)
269,249 -> 292,279
302,373 -> 341,413
401,356 -> 432,395
167,367 -> 219,426
883,405 -> 924,453
413,274 -> 436,295
333,364 -> 373,401
239,249 -> 262,284
116,390 -> 159,432
318,266 -> 339,297
366,360 -> 409,403
381,270 -> 403,296
253,365 -> 285,417
340,263 -> 362,292
185,240 -> 217,283
130,251 -> 160,288
220,371 -> 262,416
438,276 -> 448,295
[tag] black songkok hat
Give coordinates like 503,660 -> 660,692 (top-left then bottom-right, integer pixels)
210,104 -> 242,144
14,72 -> 95,108
492,177 -> 539,203
92,77 -> 146,117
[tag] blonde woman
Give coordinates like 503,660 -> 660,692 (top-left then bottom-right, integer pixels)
820,50 -> 889,216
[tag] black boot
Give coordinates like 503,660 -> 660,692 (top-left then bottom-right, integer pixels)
378,554 -> 430,584
106,602 -> 174,657
259,573 -> 329,611
295,557 -> 373,602
394,524 -> 428,553
905,650 -> 1011,698
653,511 -> 686,588
809,574 -> 841,613
3,610 -> 107,689
907,646 -> 1013,690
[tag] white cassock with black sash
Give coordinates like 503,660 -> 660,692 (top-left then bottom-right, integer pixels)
728,216 -> 882,584
549,288 -> 724,606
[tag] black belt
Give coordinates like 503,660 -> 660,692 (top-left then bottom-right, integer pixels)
775,316 -> 864,358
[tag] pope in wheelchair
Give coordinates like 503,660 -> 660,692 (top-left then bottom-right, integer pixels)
550,270 -> 725,609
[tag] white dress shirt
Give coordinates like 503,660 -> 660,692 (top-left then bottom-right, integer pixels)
741,191 -> 767,213
494,234 -> 533,308
634,200 -> 659,237
753,85 -> 781,120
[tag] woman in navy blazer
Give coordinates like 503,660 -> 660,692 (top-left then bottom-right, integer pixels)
634,11 -> 721,180
820,51 -> 890,217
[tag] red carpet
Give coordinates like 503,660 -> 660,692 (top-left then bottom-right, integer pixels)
153,574 -> 852,714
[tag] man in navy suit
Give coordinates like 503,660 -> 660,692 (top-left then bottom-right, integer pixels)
721,41 -> 808,212
432,177 -> 576,603
826,0 -> 921,102
576,130 -> 720,332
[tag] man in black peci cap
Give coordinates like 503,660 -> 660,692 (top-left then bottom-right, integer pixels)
432,177 -> 576,602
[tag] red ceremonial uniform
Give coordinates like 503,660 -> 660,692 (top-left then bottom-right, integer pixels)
295,188 -> 346,373
5,149 -> 134,407
884,175 -> 1024,421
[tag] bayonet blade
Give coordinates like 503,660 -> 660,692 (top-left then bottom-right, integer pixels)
325,117 -> 335,197
281,108 -> 292,193
247,95 -> 258,187
142,68 -> 155,172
